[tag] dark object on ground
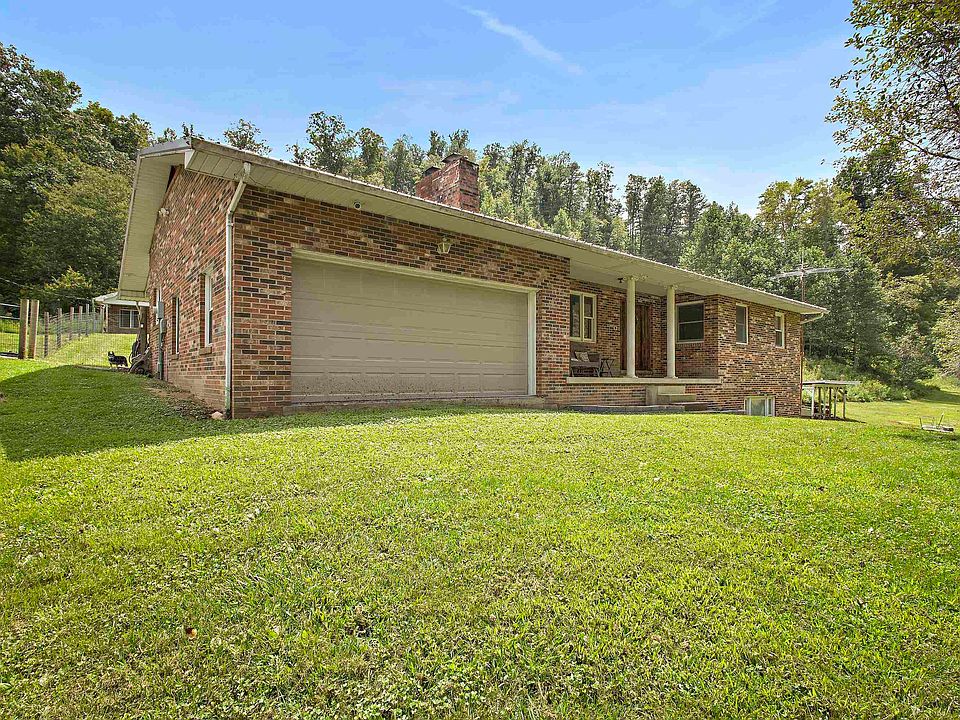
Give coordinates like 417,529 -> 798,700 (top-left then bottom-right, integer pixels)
107,352 -> 128,369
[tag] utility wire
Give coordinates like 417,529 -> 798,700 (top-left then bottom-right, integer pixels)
0,275 -> 100,304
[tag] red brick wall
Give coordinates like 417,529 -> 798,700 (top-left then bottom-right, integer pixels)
231,185 -> 570,416
104,306 -> 139,334
691,299 -> 804,416
145,169 -> 236,409
414,154 -> 480,212
147,171 -> 805,417
675,294 -> 720,379
569,279 -> 626,373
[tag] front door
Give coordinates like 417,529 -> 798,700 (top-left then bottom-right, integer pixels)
636,304 -> 652,371
621,302 -> 652,372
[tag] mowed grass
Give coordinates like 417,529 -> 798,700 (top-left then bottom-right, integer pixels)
0,331 -> 17,356
1,361 -> 958,718
846,376 -> 960,430
42,332 -> 136,367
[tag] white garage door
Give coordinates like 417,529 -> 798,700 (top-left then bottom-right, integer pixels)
292,259 -> 530,402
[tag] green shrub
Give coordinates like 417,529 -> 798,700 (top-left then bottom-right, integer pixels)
804,359 -> 916,402
846,379 -> 910,402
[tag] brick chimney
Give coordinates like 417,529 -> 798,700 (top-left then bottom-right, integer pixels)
415,153 -> 479,212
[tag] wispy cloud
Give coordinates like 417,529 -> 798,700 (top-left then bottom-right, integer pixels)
461,6 -> 584,75
666,0 -> 779,42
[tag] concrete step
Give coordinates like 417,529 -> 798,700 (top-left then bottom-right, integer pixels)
568,404 -> 684,414
568,402 -> 719,414
656,392 -> 697,403
673,401 -> 712,412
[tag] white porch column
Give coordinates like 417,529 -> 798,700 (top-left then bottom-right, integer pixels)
625,275 -> 636,377
666,284 -> 677,379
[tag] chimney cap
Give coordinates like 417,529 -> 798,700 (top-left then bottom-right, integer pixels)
442,152 -> 476,165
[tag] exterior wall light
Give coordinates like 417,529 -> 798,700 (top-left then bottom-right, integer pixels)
437,238 -> 453,254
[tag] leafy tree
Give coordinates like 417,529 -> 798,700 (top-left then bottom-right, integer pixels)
352,127 -> 387,184
829,0 -> 960,203
36,268 -> 95,308
383,135 -> 425,194
552,207 -> 574,237
75,102 -> 151,160
623,174 -> 646,254
933,298 -> 960,378
0,43 -> 80,149
222,118 -> 271,155
19,163 -> 129,296
447,129 -> 473,159
427,130 -> 447,163
584,162 -> 620,248
300,111 -> 355,174
837,142 -> 958,277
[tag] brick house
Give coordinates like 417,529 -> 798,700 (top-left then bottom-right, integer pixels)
117,138 -> 825,418
93,292 -> 146,334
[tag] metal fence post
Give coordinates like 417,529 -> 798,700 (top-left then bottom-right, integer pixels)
43,311 -> 49,357
69,307 -> 75,341
57,308 -> 63,350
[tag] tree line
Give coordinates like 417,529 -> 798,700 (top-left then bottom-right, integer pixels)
1,0 -> 957,385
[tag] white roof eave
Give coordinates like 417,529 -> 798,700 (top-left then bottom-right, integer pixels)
117,137 -> 828,316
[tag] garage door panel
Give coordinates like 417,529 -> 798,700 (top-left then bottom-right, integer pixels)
292,260 -> 529,402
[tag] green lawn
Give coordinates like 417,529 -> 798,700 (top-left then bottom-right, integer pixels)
0,330 -> 17,356
1,360 -> 958,718
846,376 -> 960,430
41,332 -> 136,367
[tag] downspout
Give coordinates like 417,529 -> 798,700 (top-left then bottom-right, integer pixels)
224,161 -> 252,417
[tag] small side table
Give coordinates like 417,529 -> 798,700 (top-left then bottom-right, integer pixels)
599,358 -> 613,377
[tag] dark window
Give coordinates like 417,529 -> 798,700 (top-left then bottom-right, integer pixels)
677,302 -> 704,342
736,305 -> 748,344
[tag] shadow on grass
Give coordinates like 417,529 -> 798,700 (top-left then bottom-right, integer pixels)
0,363 -> 521,462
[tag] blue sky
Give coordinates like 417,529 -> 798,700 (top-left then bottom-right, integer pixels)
3,0 -> 853,212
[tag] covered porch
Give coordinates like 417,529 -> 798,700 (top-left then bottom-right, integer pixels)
567,268 -> 720,386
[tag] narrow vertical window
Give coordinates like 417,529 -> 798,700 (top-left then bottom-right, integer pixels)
735,304 -> 748,344
154,288 -> 162,325
203,273 -> 213,347
172,297 -> 180,354
774,312 -> 785,348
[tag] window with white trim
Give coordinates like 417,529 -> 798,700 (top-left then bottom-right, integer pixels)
202,273 -> 213,347
677,301 -> 704,343
154,287 -> 162,325
118,308 -> 138,330
735,304 -> 749,344
745,396 -> 775,416
172,297 -> 180,354
774,312 -> 785,348
569,292 -> 596,342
